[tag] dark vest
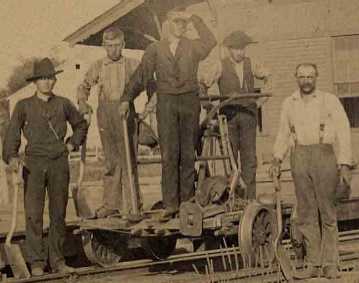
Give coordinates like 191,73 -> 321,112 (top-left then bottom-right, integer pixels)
218,57 -> 257,118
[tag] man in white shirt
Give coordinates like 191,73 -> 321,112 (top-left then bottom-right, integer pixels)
202,30 -> 270,200
270,63 -> 352,279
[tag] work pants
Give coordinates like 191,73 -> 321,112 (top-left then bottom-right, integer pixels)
226,105 -> 257,200
291,144 -> 339,267
23,155 -> 69,269
97,101 -> 140,214
157,93 -> 200,210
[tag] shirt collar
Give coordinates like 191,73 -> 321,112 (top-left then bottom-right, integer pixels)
35,92 -> 54,102
103,56 -> 125,66
292,89 -> 320,101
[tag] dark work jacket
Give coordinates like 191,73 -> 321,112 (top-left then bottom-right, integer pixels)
121,15 -> 217,102
2,94 -> 88,163
218,57 -> 257,118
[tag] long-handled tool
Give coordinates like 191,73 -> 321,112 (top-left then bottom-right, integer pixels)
123,118 -> 141,217
5,166 -> 30,279
273,175 -> 294,282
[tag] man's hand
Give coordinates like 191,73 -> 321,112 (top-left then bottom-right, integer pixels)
340,164 -> 352,186
66,143 -> 75,153
119,102 -> 129,119
268,158 -> 281,179
78,101 -> 93,116
9,157 -> 20,172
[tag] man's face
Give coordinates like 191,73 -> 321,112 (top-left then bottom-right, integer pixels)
168,18 -> 187,38
103,39 -> 124,61
229,47 -> 245,63
34,77 -> 56,95
296,65 -> 317,95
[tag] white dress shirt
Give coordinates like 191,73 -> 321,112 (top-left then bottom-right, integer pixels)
273,89 -> 352,165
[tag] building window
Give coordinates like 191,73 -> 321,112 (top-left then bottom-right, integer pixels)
333,35 -> 359,128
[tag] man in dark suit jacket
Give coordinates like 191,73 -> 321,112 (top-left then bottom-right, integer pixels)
120,7 -> 216,221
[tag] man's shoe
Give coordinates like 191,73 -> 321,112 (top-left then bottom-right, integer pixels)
293,265 -> 321,279
55,262 -> 75,274
95,206 -> 119,218
323,265 -> 340,279
159,208 -> 178,222
31,263 -> 44,277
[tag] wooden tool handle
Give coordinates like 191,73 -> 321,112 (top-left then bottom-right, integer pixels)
5,169 -> 21,246
122,118 -> 140,216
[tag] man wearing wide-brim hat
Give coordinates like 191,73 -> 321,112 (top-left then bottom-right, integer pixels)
3,57 -> 88,276
201,30 -> 271,200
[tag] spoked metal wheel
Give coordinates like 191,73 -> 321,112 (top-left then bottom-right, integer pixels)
142,201 -> 177,260
82,230 -> 128,267
239,202 -> 278,267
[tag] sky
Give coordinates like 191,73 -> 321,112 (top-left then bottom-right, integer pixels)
0,0 -> 120,89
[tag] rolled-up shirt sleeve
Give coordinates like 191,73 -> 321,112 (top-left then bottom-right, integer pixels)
273,99 -> 292,161
77,60 -> 102,103
331,97 -> 352,165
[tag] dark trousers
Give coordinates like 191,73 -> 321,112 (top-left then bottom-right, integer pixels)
291,144 -> 339,267
157,93 -> 200,210
97,101 -> 140,214
23,155 -> 69,269
226,106 -> 257,199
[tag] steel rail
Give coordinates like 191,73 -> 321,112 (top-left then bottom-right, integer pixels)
4,230 -> 359,283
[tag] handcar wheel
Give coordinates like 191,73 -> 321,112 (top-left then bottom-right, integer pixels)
239,202 -> 277,268
142,201 -> 177,260
82,230 -> 128,267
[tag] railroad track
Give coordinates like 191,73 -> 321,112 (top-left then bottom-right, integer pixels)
3,230 -> 359,283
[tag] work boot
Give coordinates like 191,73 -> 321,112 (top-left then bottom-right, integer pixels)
323,265 -> 340,279
293,265 -> 321,280
159,208 -> 178,222
31,262 -> 44,277
95,206 -> 120,218
54,261 -> 75,274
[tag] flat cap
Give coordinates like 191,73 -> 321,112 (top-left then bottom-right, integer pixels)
223,30 -> 254,49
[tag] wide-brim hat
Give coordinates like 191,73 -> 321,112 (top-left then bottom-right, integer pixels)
26,57 -> 63,82
223,30 -> 255,49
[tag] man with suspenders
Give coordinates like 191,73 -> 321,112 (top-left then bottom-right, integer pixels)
77,27 -> 141,219
270,63 -> 352,279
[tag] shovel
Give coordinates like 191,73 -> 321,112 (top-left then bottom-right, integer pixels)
5,166 -> 31,279
273,175 -> 294,282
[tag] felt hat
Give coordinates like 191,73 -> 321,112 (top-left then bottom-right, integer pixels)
223,30 -> 255,49
26,57 -> 63,82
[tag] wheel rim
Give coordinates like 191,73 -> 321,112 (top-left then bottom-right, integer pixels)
82,230 -> 127,267
239,202 -> 277,267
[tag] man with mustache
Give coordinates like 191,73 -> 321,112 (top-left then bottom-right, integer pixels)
270,63 -> 352,279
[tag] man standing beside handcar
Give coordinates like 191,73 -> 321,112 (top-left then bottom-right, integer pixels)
3,58 -> 88,276
202,30 -> 270,200
119,7 -> 217,221
270,63 -> 352,279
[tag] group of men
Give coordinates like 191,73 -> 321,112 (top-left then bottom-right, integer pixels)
1,6 -> 352,280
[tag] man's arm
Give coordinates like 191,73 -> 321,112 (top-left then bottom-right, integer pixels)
121,44 -> 157,103
332,96 -> 352,166
64,99 -> 88,150
273,99 -> 292,162
77,60 -> 102,114
190,15 -> 217,61
199,60 -> 222,89
2,102 -> 25,164
252,61 -> 272,107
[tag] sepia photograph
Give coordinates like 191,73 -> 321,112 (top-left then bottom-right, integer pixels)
0,0 -> 359,282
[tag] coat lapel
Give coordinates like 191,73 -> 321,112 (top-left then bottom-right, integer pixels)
160,40 -> 175,63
